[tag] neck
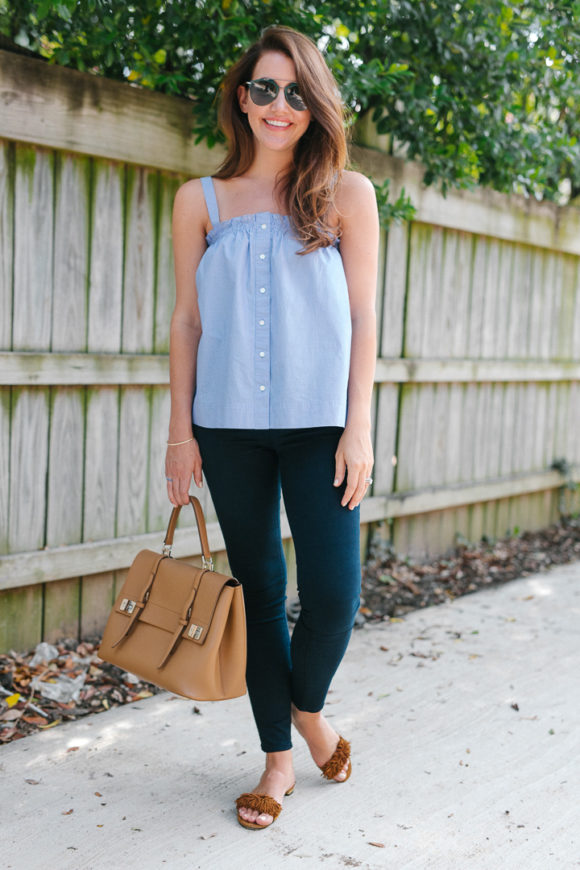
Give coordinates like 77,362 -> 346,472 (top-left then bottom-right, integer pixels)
244,142 -> 294,184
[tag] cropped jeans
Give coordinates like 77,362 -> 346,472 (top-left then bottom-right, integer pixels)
192,424 -> 362,753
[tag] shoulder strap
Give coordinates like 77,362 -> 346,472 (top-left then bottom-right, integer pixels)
200,176 -> 220,227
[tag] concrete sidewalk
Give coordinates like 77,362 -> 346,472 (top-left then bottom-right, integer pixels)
2,560 -> 579,870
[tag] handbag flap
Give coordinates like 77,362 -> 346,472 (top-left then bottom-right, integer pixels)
114,549 -> 238,646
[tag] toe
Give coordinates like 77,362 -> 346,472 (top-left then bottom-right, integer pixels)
256,812 -> 273,826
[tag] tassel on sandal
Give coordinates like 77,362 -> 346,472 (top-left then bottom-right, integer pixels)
235,783 -> 295,830
318,735 -> 352,782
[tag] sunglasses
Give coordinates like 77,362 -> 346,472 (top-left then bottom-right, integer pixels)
244,78 -> 308,112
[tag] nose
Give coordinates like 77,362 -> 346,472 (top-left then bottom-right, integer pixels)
270,86 -> 288,112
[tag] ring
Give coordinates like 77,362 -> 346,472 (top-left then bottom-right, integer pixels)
166,477 -> 173,481
364,477 -> 373,484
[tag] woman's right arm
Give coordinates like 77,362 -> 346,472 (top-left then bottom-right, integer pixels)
165,179 -> 209,506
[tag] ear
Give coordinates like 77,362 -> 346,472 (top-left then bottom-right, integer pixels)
237,83 -> 249,114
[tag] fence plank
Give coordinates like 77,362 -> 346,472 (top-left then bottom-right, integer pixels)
88,160 -> 124,352
0,585 -> 43,653
155,173 -> 184,353
13,145 -> 53,350
380,223 -> 408,357
52,152 -> 90,351
83,387 -> 119,542
44,577 -> 81,644
46,387 -> 84,546
123,166 -> 157,353
9,388 -> 49,553
80,572 -> 114,639
148,385 -> 176,534
0,141 -> 13,350
116,386 -> 150,537
0,388 -> 9,553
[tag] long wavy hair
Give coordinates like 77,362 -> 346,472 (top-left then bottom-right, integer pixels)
213,25 -> 350,254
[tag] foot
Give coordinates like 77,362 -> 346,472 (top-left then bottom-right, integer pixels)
291,703 -> 350,781
237,751 -> 295,828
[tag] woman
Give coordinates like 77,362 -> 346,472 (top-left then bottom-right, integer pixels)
166,24 -> 379,830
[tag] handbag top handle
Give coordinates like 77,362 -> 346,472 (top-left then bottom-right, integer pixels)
163,496 -> 214,570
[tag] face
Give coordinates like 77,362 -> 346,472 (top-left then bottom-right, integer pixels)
237,51 -> 312,155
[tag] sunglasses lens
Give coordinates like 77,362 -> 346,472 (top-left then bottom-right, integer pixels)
250,79 -> 278,105
285,84 -> 307,111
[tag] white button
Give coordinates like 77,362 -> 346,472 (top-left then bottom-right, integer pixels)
259,351 -> 265,357
259,287 -> 266,293
258,319 -> 265,326
259,385 -> 266,391
261,223 -> 267,229
259,253 -> 266,260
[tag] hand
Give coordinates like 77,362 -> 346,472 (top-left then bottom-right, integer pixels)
165,439 -> 203,506
333,425 -> 374,510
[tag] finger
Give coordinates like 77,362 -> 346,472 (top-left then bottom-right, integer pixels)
166,480 -> 178,507
177,475 -> 192,505
341,469 -> 367,509
340,471 -> 360,507
334,453 -> 346,487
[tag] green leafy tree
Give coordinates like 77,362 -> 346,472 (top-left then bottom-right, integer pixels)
1,0 -> 578,221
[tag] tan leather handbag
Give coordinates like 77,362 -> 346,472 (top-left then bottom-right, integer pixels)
97,496 -> 246,701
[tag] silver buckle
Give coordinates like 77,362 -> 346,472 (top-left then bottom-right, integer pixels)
187,623 -> 203,640
202,555 -> 214,571
120,598 -> 137,613
162,543 -> 172,556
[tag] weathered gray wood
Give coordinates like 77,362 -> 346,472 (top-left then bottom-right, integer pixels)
0,585 -> 42,652
80,572 -> 115,638
0,388 -> 9,553
351,144 -> 580,256
0,351 -> 169,384
373,384 -> 398,494
52,152 -> 90,351
155,173 -> 184,353
83,387 -> 119,542
8,388 -> 49,553
122,166 -> 157,353
88,160 -> 124,352
0,50 -> 224,177
13,145 -> 53,350
43,576 -> 81,644
6,351 -> 580,386
46,387 -> 84,547
116,386 -> 150,537
0,141 -> 13,350
380,222 -> 408,357
148,385 -> 177,533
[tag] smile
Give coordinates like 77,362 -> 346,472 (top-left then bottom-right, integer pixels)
264,119 -> 292,128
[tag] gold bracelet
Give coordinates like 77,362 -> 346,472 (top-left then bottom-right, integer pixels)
167,437 -> 194,446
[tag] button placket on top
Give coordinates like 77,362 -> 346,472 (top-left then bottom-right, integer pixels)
254,214 -> 271,427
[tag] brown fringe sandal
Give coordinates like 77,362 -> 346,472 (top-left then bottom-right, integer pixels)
318,735 -> 352,782
235,783 -> 295,830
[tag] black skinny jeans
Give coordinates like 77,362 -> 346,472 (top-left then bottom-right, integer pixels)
193,423 -> 362,752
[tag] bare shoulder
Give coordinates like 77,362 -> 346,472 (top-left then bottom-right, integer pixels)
173,177 -> 210,235
335,169 -> 376,216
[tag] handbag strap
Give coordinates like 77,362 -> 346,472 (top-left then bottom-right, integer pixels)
162,496 -> 214,570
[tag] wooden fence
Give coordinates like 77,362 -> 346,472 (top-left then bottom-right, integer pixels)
0,49 -> 579,654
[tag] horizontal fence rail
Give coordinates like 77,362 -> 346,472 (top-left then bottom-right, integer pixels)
2,352 -> 580,386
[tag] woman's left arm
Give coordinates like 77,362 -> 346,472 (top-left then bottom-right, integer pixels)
334,170 -> 380,510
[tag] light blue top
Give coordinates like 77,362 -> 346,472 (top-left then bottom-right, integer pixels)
192,176 -> 352,429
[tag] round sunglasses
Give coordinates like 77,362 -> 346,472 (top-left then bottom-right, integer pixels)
244,77 -> 308,112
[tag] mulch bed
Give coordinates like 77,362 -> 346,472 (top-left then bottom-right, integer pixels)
1,516 -> 579,746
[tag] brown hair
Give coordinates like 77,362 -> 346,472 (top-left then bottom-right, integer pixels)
213,25 -> 349,254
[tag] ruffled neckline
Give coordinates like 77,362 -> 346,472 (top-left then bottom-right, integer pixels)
206,212 -> 291,244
